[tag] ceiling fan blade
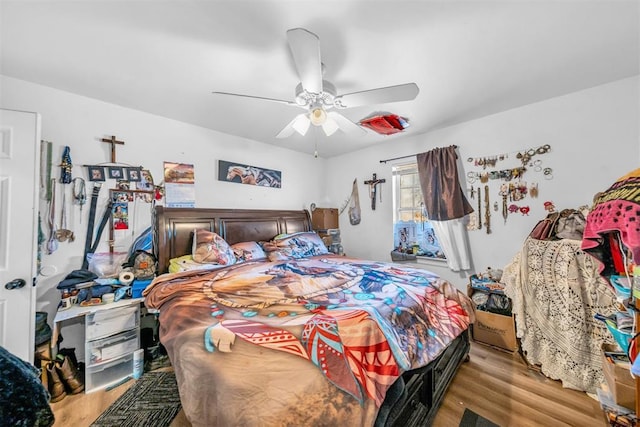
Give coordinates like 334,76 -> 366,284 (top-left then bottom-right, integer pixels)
327,112 -> 366,135
287,28 -> 323,94
334,83 -> 420,109
212,91 -> 297,107
276,114 -> 310,138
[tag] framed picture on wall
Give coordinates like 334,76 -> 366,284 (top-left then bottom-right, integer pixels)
125,168 -> 141,182
218,160 -> 281,188
87,166 -> 105,182
108,167 -> 124,180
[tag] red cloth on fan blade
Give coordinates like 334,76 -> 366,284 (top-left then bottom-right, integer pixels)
360,115 -> 404,135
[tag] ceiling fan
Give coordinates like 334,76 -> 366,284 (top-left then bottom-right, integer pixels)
212,28 -> 420,138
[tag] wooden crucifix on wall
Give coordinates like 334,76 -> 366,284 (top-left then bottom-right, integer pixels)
101,135 -> 125,163
364,173 -> 386,210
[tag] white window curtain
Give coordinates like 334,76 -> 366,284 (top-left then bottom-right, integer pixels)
430,218 -> 471,271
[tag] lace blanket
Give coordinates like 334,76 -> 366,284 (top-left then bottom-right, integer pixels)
502,237 -> 616,392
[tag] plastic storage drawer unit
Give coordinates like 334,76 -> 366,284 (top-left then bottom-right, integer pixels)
85,353 -> 134,393
86,305 -> 139,341
86,329 -> 139,367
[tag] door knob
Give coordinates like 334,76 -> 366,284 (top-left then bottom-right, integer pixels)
5,278 -> 26,290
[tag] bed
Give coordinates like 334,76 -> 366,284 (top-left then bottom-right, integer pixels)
144,206 -> 473,427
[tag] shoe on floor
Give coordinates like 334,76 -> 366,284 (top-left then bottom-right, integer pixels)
46,361 -> 67,403
56,355 -> 84,394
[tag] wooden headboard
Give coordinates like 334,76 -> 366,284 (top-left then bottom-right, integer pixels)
153,206 -> 312,274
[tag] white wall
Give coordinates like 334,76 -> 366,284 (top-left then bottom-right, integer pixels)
325,76 -> 639,288
2,74 -> 638,354
1,75 -> 325,352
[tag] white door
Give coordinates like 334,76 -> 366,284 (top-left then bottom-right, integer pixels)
0,108 -> 40,362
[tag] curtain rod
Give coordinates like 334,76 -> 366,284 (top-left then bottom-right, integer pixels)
379,145 -> 458,164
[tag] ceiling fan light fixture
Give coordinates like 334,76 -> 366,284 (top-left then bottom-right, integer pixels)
321,118 -> 339,136
309,107 -> 327,126
291,114 -> 311,136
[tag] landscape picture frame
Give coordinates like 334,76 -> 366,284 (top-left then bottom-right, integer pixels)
218,160 -> 281,188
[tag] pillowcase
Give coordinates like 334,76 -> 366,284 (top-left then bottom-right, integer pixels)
192,229 -> 236,265
169,255 -> 227,273
262,231 -> 329,261
231,241 -> 267,263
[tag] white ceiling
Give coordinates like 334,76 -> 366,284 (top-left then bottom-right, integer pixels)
1,1 -> 638,158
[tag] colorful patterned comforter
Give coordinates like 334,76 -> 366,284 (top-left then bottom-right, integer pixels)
144,255 -> 472,427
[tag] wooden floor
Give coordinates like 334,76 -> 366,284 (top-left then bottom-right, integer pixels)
432,343 -> 607,427
51,343 -> 607,427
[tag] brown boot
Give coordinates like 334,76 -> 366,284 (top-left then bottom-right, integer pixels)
56,355 -> 84,394
46,361 -> 67,402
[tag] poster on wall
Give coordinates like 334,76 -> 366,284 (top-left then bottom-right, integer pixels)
164,161 -> 196,208
112,202 -> 129,230
218,160 -> 282,188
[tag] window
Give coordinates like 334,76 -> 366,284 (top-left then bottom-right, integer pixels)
392,163 -> 446,260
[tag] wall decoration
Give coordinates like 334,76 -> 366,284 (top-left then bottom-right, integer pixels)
87,166 -> 105,182
125,168 -> 141,182
136,169 -> 154,202
60,145 -> 73,184
116,180 -> 130,190
218,160 -> 281,188
364,173 -> 386,210
164,161 -> 195,208
113,191 -> 133,203
108,166 -> 124,180
112,202 -> 129,230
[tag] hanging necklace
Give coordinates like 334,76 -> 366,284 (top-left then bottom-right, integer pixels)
484,185 -> 491,234
47,179 -> 59,254
55,187 -> 75,242
477,186 -> 482,229
499,183 -> 509,224
72,177 -> 86,222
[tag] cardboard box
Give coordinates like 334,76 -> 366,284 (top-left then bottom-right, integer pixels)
602,343 -> 635,409
468,285 -> 518,352
472,310 -> 518,352
312,208 -> 339,230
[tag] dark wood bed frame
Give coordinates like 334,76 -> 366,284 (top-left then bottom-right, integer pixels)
152,205 -> 470,427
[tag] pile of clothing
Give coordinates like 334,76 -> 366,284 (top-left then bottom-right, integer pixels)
0,346 -> 55,427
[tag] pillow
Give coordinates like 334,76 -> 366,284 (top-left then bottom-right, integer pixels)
192,229 -> 236,265
262,231 -> 329,261
168,255 -> 227,273
231,241 -> 267,263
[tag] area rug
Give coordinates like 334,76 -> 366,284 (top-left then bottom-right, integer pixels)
459,408 -> 500,427
91,371 -> 181,427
